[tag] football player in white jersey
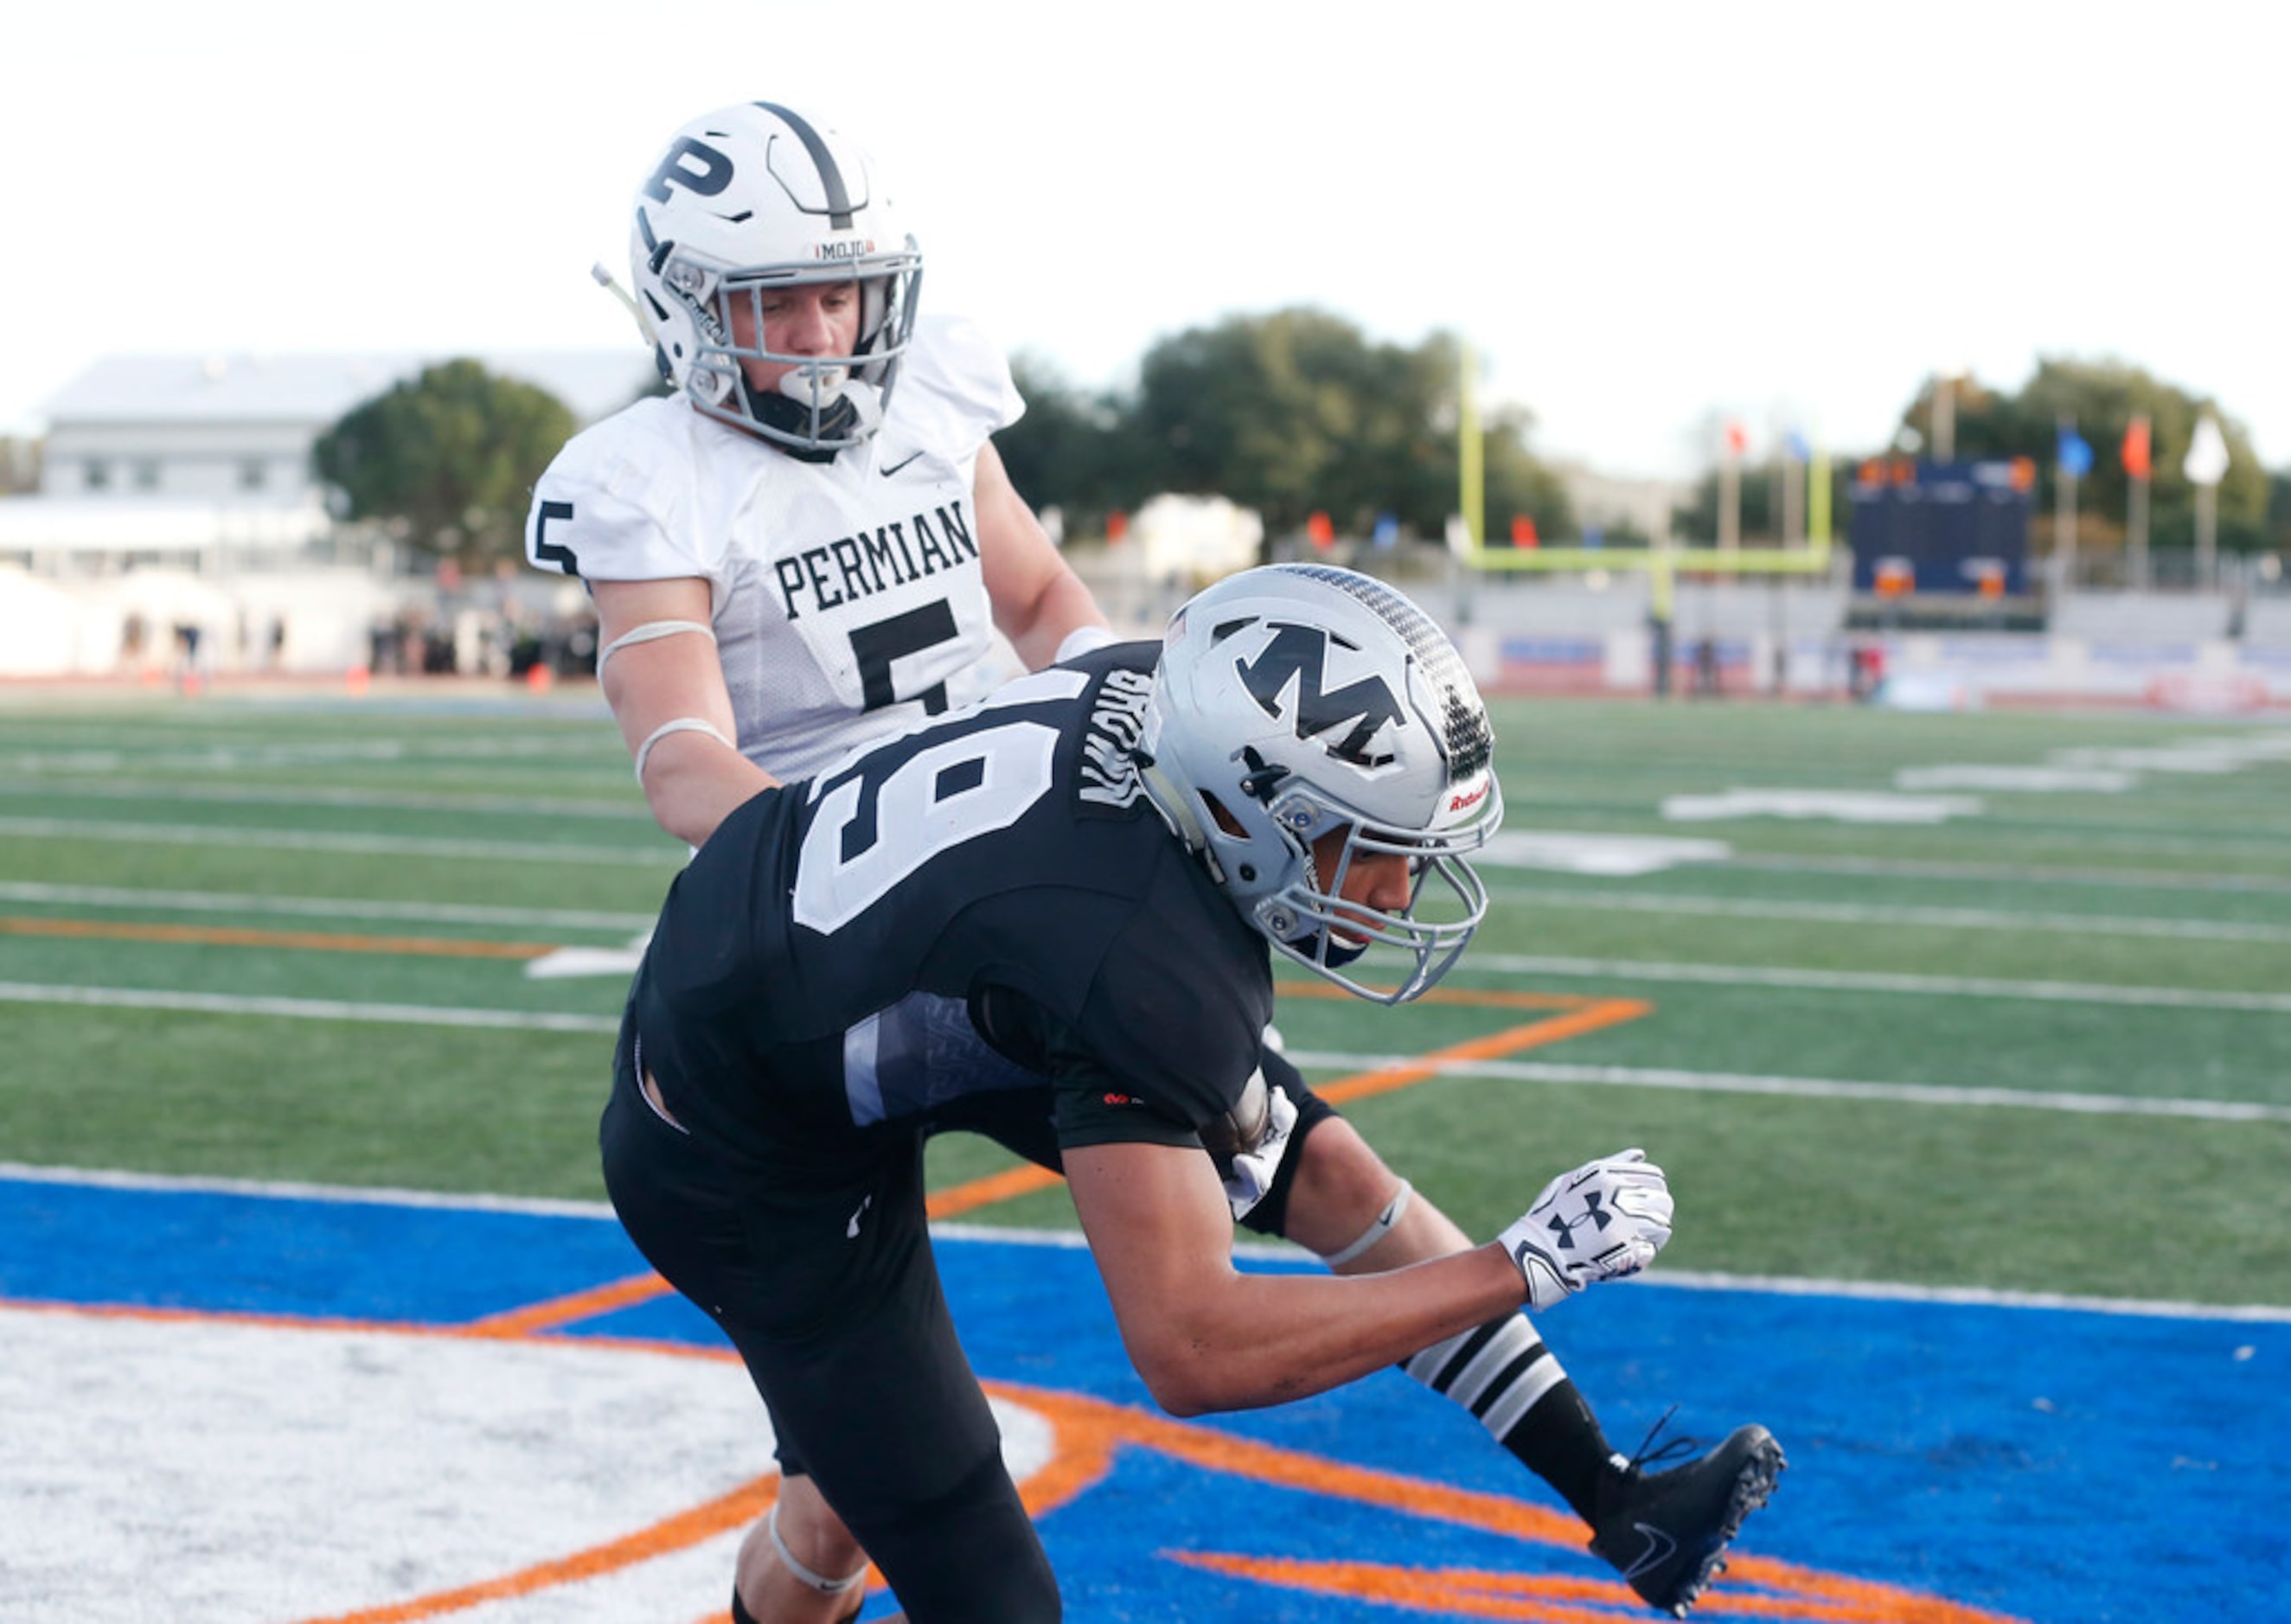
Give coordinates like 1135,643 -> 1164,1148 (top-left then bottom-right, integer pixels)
532,105 -> 1778,1624
528,99 -> 1110,846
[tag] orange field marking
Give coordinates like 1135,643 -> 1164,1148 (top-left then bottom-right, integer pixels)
10,1283 -> 2023,1624
0,916 -> 553,959
298,1471 -> 780,1624
462,1274 -> 679,1339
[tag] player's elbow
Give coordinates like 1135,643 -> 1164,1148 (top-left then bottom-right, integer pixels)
1132,1346 -> 1224,1418
1127,1323 -> 1270,1418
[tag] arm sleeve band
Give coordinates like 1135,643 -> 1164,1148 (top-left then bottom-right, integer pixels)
633,717 -> 736,785
598,619 -> 717,672
1319,1179 -> 1414,1268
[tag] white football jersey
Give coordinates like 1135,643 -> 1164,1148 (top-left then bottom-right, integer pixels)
528,315 -> 1025,783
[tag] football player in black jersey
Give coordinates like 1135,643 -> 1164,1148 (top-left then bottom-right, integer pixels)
602,565 -> 1781,1622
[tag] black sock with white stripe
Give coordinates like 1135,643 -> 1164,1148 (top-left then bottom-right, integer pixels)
1402,1314 -> 1615,1523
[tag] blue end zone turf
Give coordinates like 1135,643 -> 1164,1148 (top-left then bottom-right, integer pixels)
3,1173 -> 2284,1622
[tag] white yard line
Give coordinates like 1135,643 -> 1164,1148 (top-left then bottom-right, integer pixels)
0,880 -> 655,932
0,777 -> 649,820
1282,1050 -> 2291,1123
1469,953 -> 2291,1012
1735,851 -> 2291,896
0,981 -> 618,1033
1,734 -> 615,770
0,816 -> 681,866
1488,885 -> 2291,944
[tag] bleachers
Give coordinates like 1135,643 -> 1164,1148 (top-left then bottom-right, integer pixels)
2051,591 -> 2233,646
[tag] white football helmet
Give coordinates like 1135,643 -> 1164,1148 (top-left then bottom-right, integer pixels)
628,101 -> 922,456
1139,564 -> 1503,1004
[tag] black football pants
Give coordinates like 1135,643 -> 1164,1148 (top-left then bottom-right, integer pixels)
599,1052 -> 1061,1622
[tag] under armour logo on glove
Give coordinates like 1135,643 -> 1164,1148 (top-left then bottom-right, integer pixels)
1501,1148 -> 1674,1312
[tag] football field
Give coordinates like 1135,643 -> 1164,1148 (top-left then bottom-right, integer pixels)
3,681 -> 2287,1622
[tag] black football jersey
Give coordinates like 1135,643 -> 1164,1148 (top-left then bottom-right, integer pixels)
627,643 -> 1275,1158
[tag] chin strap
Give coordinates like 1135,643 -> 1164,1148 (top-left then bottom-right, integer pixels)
740,374 -> 875,460
1136,759 -> 1225,884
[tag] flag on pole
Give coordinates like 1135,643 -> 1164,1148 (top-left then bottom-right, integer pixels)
2056,424 -> 2094,479
1724,420 -> 1749,458
2121,416 -> 2152,480
2183,414 -> 2230,486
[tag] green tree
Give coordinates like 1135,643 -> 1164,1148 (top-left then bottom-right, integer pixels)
315,361 -> 577,568
1895,360 -> 2271,557
995,354 -> 1142,532
1124,309 -> 1566,543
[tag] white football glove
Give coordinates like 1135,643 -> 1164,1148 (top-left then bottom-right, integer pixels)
1501,1148 -> 1674,1311
1220,1081 -> 1298,1221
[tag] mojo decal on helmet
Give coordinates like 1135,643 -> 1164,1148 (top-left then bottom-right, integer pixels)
1231,623 -> 1409,769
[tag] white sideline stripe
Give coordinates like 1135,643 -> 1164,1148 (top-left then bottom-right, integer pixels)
0,816 -> 682,867
6,1166 -> 2283,1326
1644,1269 -> 2291,1324
0,1162 -> 618,1220
0,982 -> 618,1033
1282,1050 -> 2291,1124
1489,885 -> 2291,945
0,880 -> 656,933
1470,953 -> 2291,1013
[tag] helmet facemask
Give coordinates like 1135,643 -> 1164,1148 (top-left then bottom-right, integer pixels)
662,255 -> 921,458
1251,781 -> 1501,1004
628,101 -> 923,457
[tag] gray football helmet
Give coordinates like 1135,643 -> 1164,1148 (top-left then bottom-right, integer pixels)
1139,564 -> 1502,1003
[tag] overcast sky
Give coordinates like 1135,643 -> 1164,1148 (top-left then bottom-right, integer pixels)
4,0 -> 2283,478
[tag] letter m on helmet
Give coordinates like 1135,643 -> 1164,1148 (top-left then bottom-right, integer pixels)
1233,622 -> 1408,769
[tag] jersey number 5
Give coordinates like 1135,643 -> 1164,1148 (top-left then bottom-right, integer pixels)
792,719 -> 1059,934
849,600 -> 957,714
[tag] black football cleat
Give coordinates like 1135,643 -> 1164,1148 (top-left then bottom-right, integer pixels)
1589,1419 -> 1786,1617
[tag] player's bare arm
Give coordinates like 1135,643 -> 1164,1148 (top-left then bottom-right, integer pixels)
974,440 -> 1109,669
1065,1136 -> 1529,1417
591,576 -> 777,847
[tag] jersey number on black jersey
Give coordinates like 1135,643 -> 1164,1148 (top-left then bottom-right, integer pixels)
791,668 -> 1091,935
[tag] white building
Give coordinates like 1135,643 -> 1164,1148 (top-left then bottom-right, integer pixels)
30,351 -> 653,508
0,350 -> 654,677
1549,460 -> 1690,546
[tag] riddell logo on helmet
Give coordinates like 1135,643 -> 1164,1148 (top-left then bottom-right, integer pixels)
813,238 -> 876,261
1448,781 -> 1489,814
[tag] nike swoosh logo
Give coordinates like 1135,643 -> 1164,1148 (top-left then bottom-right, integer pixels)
1616,1521 -> 1678,1581
879,451 -> 924,477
